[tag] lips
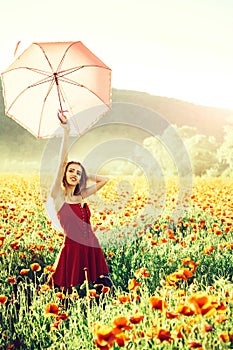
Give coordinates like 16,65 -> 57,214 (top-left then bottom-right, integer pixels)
70,177 -> 77,181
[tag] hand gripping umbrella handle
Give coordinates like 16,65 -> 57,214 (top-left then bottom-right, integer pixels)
57,110 -> 68,124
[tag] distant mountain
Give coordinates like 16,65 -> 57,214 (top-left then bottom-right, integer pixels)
112,89 -> 233,141
1,83 -> 233,164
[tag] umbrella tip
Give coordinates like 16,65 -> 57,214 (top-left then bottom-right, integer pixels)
14,41 -> 21,57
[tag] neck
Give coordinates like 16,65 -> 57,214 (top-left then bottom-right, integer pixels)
64,186 -> 82,204
65,186 -> 76,197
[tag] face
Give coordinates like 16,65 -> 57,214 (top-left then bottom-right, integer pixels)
65,163 -> 82,186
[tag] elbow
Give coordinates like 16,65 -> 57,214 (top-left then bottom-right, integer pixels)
96,176 -> 109,185
50,190 -> 56,199
103,176 -> 109,185
101,176 -> 109,186
96,177 -> 108,191
50,185 -> 58,199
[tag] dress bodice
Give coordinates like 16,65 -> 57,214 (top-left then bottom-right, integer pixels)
57,202 -> 99,247
58,202 -> 91,222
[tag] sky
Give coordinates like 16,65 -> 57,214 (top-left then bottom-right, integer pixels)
1,0 -> 233,110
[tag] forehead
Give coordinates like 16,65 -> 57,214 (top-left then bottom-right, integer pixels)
67,163 -> 82,172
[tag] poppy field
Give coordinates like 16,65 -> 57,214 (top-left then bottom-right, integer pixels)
0,174 -> 233,349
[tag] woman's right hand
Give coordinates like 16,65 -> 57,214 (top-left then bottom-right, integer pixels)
57,110 -> 70,132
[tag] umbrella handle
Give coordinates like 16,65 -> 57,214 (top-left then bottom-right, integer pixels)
57,110 -> 68,124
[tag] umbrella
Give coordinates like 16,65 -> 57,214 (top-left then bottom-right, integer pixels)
1,41 -> 111,138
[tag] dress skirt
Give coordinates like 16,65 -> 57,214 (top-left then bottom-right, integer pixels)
50,202 -> 109,288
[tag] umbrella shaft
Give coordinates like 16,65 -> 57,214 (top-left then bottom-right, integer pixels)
54,73 -> 63,111
54,73 -> 59,85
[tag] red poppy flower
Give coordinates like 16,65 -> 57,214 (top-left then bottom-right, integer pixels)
45,303 -> 59,316
112,316 -> 133,331
115,333 -> 130,347
101,286 -> 110,293
44,265 -> 55,274
128,278 -> 141,291
129,314 -> 144,324
20,269 -> 30,275
93,324 -> 116,348
118,295 -> 131,303
134,267 -> 150,278
177,304 -> 195,316
88,289 -> 99,298
188,341 -> 203,349
148,296 -> 168,311
56,312 -> 68,321
0,295 -> 8,304
166,311 -> 179,319
6,276 -> 17,284
10,241 -> 20,250
157,329 -> 173,343
30,263 -> 41,272
188,293 -> 217,316
50,320 -> 61,331
55,292 -> 66,300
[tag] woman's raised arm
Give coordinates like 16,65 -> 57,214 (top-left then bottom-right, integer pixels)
81,173 -> 109,198
50,112 -> 70,199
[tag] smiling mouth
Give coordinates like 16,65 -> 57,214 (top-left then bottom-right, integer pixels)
70,177 -> 77,181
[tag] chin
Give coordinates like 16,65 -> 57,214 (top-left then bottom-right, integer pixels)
68,181 -> 78,186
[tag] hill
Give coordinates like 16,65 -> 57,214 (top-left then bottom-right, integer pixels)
112,89 -> 233,140
1,80 -> 233,171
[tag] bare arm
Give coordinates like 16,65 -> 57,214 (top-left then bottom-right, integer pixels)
81,173 -> 109,198
50,113 -> 70,199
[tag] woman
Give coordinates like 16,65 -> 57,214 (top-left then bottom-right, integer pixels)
49,111 -> 112,293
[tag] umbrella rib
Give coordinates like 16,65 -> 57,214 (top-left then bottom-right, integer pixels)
2,66 -> 53,77
59,64 -> 111,77
27,67 -> 51,77
35,43 -> 54,72
26,67 -> 53,77
38,79 -> 56,137
6,77 -> 54,113
28,76 -> 54,88
58,76 -> 110,107
56,42 -> 78,72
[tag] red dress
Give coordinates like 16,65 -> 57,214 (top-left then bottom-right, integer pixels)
51,202 -> 109,288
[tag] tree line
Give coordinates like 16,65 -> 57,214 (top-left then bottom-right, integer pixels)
142,123 -> 233,177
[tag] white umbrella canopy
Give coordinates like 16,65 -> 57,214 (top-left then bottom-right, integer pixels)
1,41 -> 111,138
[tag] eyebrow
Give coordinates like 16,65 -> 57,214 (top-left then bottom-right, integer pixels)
69,167 -> 82,173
